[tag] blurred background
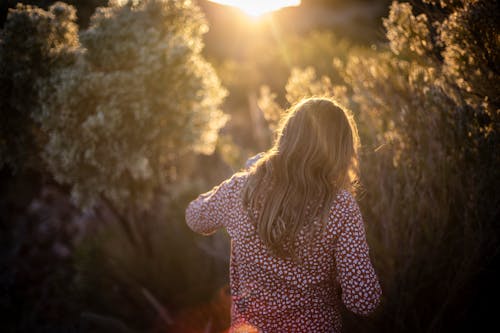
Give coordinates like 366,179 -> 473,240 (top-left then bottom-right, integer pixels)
0,0 -> 498,332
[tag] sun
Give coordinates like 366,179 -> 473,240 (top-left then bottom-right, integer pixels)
209,0 -> 301,18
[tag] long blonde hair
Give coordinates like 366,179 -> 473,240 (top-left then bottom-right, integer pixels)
242,97 -> 360,259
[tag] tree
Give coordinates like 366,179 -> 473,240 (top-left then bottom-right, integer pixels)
36,0 -> 227,212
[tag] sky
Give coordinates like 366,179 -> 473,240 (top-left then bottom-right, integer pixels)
207,0 -> 301,17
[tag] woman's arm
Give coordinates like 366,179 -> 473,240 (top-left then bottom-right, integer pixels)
185,174 -> 239,235
334,191 -> 382,315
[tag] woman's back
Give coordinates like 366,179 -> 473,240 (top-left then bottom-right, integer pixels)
186,97 -> 381,332
186,172 -> 381,332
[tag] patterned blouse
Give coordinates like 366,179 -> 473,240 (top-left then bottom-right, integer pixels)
186,172 -> 382,332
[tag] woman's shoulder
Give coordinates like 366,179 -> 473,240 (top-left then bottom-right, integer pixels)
335,189 -> 358,209
330,188 -> 357,209
326,189 -> 360,229
229,170 -> 250,185
218,171 -> 250,195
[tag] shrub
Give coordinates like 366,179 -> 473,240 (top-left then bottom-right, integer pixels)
36,0 -> 228,212
2,1 -> 230,331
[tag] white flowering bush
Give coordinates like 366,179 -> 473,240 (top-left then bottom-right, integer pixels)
37,0 -> 227,211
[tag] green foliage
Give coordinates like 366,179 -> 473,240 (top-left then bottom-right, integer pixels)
259,0 -> 499,331
36,0 -> 228,212
0,2 -> 79,172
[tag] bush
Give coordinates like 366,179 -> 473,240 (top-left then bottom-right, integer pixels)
1,1 -> 230,331
36,0 -> 228,212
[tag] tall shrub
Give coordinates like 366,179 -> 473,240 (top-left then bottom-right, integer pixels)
340,3 -> 499,330
36,0 -> 228,212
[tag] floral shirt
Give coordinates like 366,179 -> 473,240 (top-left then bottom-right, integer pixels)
186,172 -> 381,332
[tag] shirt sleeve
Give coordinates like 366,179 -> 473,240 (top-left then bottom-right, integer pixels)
334,191 -> 382,316
185,174 -> 239,236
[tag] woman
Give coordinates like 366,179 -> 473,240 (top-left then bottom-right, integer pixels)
186,97 -> 381,332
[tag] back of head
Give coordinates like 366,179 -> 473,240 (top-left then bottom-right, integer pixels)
243,97 -> 360,259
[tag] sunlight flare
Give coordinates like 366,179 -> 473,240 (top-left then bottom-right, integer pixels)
209,0 -> 301,17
